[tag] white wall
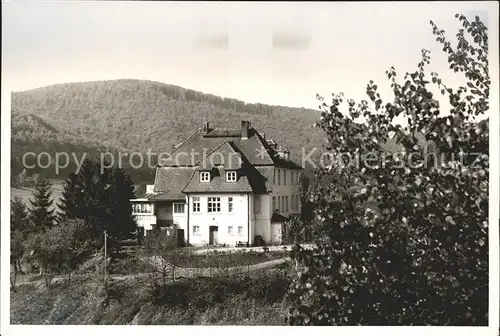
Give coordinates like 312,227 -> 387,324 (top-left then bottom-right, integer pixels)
172,202 -> 188,237
188,193 -> 250,246
271,168 -> 302,217
253,194 -> 272,243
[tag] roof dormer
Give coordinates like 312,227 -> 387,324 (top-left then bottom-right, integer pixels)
200,171 -> 211,182
225,170 -> 237,182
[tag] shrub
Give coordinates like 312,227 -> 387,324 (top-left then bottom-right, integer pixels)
288,13 -> 489,326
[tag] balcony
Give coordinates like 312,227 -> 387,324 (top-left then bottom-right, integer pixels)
133,213 -> 157,231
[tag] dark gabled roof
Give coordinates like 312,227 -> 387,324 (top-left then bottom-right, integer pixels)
203,128 -> 241,137
148,191 -> 185,201
158,127 -> 286,167
194,141 -> 243,170
151,122 -> 303,196
253,131 -> 303,170
255,166 -> 274,192
182,167 -> 253,193
153,167 -> 195,199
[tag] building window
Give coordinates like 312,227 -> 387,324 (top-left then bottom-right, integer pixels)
173,203 -> 185,214
228,197 -> 233,213
281,196 -> 285,212
284,170 -> 287,185
285,196 -> 289,212
200,171 -> 210,182
226,171 -> 237,182
133,203 -> 153,214
192,197 -> 201,212
228,226 -> 234,235
208,197 -> 221,213
237,226 -> 243,235
291,195 -> 294,210
193,225 -> 200,235
272,196 -> 276,212
291,172 -> 295,185
277,169 -> 281,185
273,170 -> 276,185
254,195 -> 261,214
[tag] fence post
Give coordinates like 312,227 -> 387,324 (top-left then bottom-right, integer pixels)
104,230 -> 108,287
209,252 -> 212,278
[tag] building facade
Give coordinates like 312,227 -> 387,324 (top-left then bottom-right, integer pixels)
131,120 -> 303,246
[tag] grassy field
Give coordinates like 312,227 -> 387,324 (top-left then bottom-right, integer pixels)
10,179 -> 64,209
174,251 -> 288,269
11,263 -> 292,325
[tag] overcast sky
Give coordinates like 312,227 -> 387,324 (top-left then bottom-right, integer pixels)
2,1 -> 498,109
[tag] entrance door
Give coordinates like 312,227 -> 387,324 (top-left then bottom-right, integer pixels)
209,226 -> 218,245
177,229 -> 185,247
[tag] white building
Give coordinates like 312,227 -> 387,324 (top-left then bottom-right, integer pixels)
131,120 -> 303,246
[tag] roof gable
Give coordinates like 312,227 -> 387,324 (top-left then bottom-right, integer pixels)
194,141 -> 243,170
158,127 -> 278,167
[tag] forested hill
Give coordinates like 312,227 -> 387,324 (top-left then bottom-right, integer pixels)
13,79 -> 486,184
10,110 -> 158,182
11,79 -> 325,163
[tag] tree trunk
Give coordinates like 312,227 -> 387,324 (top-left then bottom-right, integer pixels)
65,272 -> 72,288
11,270 -> 17,292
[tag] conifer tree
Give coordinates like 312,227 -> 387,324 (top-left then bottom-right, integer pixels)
59,158 -> 109,239
58,158 -> 137,247
10,196 -> 29,275
106,166 -> 137,240
11,196 -> 29,235
29,178 -> 55,232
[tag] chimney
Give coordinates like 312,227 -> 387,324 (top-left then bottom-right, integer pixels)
283,149 -> 290,160
267,139 -> 277,150
241,120 -> 251,139
202,122 -> 210,134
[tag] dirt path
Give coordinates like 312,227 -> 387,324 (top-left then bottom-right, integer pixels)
13,257 -> 291,287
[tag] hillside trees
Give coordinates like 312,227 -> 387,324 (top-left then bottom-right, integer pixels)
287,13 -> 489,325
10,110 -> 156,182
10,197 -> 29,287
26,219 -> 92,288
11,80 -> 326,167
